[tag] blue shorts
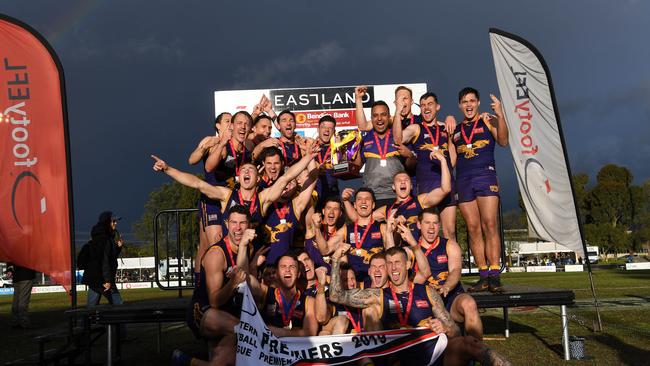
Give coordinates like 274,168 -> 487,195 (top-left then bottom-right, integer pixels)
455,169 -> 499,203
442,284 -> 465,312
198,194 -> 222,228
417,177 -> 458,209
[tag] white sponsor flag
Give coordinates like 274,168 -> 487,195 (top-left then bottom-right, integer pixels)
489,29 -> 585,257
235,283 -> 446,365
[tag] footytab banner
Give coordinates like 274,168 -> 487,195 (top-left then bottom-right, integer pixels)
215,83 -> 427,139
0,15 -> 72,290
489,29 -> 584,257
235,283 -> 446,366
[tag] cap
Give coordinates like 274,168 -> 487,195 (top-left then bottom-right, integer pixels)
98,211 -> 121,223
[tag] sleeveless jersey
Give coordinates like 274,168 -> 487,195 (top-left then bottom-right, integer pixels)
199,155 -> 221,221
401,114 -> 423,130
304,237 -> 331,272
380,283 -> 436,329
221,188 -> 264,239
258,175 -> 277,190
413,122 -> 453,190
344,220 -> 384,276
317,143 -> 339,203
420,238 -> 461,292
334,303 -> 364,333
279,138 -> 301,166
263,200 -> 299,265
214,141 -> 252,189
262,287 -> 311,329
361,129 -> 404,200
453,117 -> 496,176
384,195 -> 425,238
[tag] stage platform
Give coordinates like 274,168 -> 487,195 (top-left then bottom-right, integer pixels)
68,286 -> 575,365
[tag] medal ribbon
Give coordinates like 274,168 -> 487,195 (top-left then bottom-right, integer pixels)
228,139 -> 246,175
238,189 -> 258,216
223,237 -> 237,270
274,202 -> 289,221
414,237 -> 440,273
280,138 -> 300,164
354,220 -> 374,250
461,116 -> 479,146
389,282 -> 414,327
421,122 -> 440,148
388,195 -> 413,218
344,305 -> 363,333
373,130 -> 391,161
275,288 -> 300,327
318,145 -> 331,165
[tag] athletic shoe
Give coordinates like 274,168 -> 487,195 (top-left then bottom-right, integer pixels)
171,349 -> 192,366
488,275 -> 504,293
467,277 -> 489,292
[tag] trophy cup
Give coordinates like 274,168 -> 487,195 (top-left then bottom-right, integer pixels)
330,129 -> 362,180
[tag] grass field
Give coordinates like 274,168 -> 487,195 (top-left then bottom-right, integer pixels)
1,269 -> 649,365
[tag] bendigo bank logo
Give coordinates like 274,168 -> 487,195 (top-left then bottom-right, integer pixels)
3,59 -> 45,229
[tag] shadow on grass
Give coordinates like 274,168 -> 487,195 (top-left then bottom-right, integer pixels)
590,333 -> 647,366
482,314 -> 567,358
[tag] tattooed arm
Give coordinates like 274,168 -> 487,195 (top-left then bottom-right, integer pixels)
329,244 -> 381,308
426,285 -> 460,337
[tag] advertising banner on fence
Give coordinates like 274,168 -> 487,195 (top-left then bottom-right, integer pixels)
0,15 -> 73,290
215,83 -> 427,139
489,29 -> 584,257
235,283 -> 446,365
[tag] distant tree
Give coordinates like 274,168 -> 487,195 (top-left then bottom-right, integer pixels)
584,223 -> 629,257
131,179 -> 200,260
585,164 -> 633,228
631,180 -> 650,250
572,172 -> 590,223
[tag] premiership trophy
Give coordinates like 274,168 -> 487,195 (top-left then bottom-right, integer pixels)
330,129 -> 362,179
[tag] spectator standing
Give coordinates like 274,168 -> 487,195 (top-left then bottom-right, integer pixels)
6,263 -> 35,329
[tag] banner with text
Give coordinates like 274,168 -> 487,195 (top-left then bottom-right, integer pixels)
489,29 -> 585,257
215,83 -> 427,139
235,283 -> 446,366
0,15 -> 72,290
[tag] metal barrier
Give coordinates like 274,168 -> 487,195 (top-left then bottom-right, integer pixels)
153,208 -> 198,296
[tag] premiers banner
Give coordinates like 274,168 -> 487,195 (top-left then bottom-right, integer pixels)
489,29 -> 585,257
235,283 -> 446,366
0,15 -> 73,289
214,83 -> 427,138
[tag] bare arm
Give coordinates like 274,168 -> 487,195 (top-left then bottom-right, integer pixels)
314,268 -> 331,325
391,98 -> 418,145
204,132 -> 230,172
260,145 -> 316,212
329,245 -> 381,308
188,136 -> 217,165
151,155 -> 230,202
252,137 -> 280,160
447,139 -> 457,167
340,188 -> 357,222
439,239 -> 462,297
419,151 -> 452,208
354,86 -> 373,131
293,160 -> 320,217
410,245 -> 432,284
203,249 -> 245,308
487,94 -> 508,146
426,285 -> 460,337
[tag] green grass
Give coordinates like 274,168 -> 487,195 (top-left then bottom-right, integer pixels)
1,270 -> 649,365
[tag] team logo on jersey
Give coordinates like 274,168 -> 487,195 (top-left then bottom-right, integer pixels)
415,300 -> 429,309
371,232 -> 381,239
407,202 -> 416,210
453,132 -> 461,141
208,214 -> 219,221
349,233 -> 358,243
436,255 -> 448,264
474,127 -> 485,133
490,185 -> 499,192
457,139 -> 490,158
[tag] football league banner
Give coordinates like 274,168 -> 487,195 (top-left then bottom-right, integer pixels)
214,83 -> 427,139
235,283 -> 446,366
489,29 -> 584,257
0,15 -> 73,289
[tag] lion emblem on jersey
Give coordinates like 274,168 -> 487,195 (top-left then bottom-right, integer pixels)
457,139 -> 490,158
263,222 -> 294,243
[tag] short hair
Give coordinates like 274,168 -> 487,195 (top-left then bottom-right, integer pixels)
392,170 -> 410,181
258,146 -> 283,165
276,253 -> 300,267
228,204 -> 252,222
458,87 -> 480,102
214,112 -> 231,130
371,100 -> 390,112
369,252 -> 386,265
318,115 -> 337,127
254,114 -> 273,126
322,196 -> 342,208
417,206 -> 440,222
355,187 -> 376,203
394,86 -> 413,98
419,92 -> 439,104
385,247 -> 408,262
232,110 -> 253,127
277,110 -> 296,122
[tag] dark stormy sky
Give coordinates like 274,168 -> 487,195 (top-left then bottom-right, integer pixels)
1,1 -> 649,241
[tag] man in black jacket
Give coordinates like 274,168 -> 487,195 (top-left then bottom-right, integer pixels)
5,263 -> 36,328
82,211 -> 124,306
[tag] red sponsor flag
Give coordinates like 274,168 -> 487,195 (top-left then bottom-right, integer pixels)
0,14 -> 73,291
